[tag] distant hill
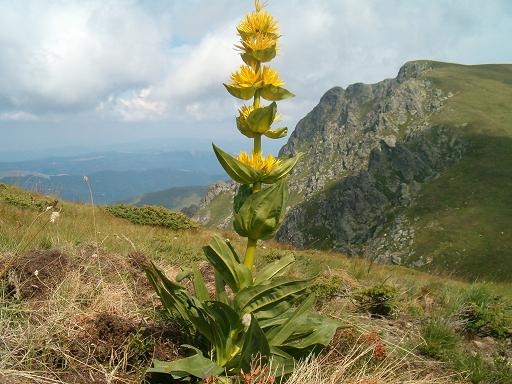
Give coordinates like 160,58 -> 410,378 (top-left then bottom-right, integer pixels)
123,185 -> 209,211
0,150 -> 224,205
201,61 -> 512,282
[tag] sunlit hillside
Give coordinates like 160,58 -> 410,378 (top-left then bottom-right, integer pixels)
1,184 -> 511,383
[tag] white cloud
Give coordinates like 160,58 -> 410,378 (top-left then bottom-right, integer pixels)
97,87 -> 166,122
0,0 -> 169,112
0,110 -> 37,121
0,0 -> 511,150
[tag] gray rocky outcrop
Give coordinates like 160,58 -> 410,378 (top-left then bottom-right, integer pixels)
276,61 -> 466,261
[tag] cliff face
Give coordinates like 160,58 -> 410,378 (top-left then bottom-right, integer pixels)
276,61 -> 466,261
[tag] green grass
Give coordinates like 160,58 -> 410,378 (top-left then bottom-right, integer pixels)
1,170 -> 511,383
399,62 -> 512,281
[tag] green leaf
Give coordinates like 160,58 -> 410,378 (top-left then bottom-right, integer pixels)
203,236 -> 253,293
278,312 -> 342,352
251,46 -> 277,62
264,127 -> 288,139
261,153 -> 303,184
268,347 -> 296,377
237,315 -> 270,371
147,346 -> 223,379
212,143 -> 262,184
246,102 -> 277,134
214,271 -> 229,304
254,254 -> 295,285
260,85 -> 295,101
192,264 -> 210,302
253,300 -> 292,321
240,52 -> 259,67
224,83 -> 256,100
145,263 -> 196,323
175,269 -> 192,283
234,184 -> 252,214
233,179 -> 288,240
202,301 -> 244,367
266,294 -> 316,346
233,276 -> 312,315
236,116 -> 259,138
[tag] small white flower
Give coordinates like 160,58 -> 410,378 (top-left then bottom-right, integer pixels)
49,211 -> 60,223
34,270 -> 39,276
241,313 -> 252,328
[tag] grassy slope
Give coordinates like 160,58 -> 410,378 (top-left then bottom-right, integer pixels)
405,62 -> 512,281
1,183 -> 511,383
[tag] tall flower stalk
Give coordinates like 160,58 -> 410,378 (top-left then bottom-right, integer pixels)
144,2 -> 339,381
216,0 -> 299,271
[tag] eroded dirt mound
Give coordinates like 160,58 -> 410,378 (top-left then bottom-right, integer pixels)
2,249 -> 70,299
71,312 -> 181,372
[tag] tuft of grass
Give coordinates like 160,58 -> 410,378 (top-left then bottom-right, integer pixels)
419,319 -> 459,360
458,287 -> 512,339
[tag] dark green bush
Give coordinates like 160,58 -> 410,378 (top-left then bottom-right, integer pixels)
355,284 -> 398,318
105,204 -> 198,230
1,190 -> 54,211
311,275 -> 344,302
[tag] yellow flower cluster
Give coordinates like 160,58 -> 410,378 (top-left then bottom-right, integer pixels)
237,104 -> 255,122
229,1 -> 283,89
237,1 -> 279,38
230,65 -> 284,89
237,151 -> 281,174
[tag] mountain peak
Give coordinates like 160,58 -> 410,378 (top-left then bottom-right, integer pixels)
276,61 -> 512,281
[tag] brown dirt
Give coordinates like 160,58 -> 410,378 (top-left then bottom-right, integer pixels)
71,312 -> 181,371
2,249 -> 70,300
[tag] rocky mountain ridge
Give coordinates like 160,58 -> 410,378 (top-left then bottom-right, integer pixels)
276,61 -> 466,263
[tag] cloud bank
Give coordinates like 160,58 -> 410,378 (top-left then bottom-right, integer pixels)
0,0 -> 511,150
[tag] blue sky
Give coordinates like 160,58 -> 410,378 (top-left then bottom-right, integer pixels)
1,0 -> 511,157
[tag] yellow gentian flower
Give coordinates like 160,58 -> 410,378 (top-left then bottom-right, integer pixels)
230,65 -> 261,88
237,151 -> 281,174
230,65 -> 284,89
237,6 -> 279,39
239,33 -> 277,54
237,105 -> 255,125
261,66 -> 284,87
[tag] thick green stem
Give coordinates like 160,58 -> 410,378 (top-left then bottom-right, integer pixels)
252,134 -> 262,193
245,60 -> 263,271
253,134 -> 262,156
244,238 -> 258,270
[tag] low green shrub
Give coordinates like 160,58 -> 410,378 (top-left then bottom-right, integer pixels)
311,275 -> 344,302
355,284 -> 398,318
459,287 -> 512,339
105,204 -> 198,230
1,190 -> 54,211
